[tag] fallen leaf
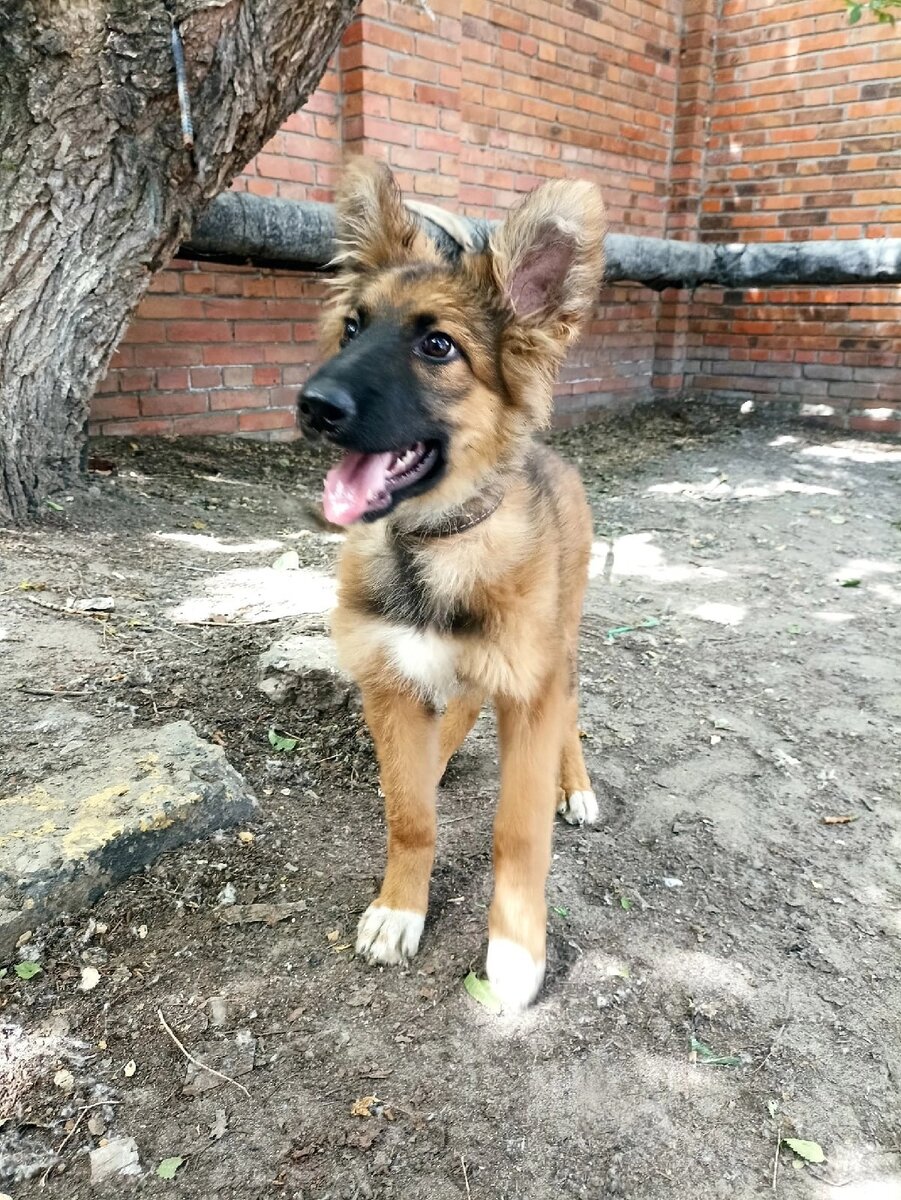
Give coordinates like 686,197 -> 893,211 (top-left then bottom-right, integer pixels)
90,1137 -> 141,1183
268,726 -> 298,753
326,929 -> 340,943
605,616 -> 661,641
123,1059 -> 136,1077
619,896 -> 633,911
14,961 -> 41,980
783,1138 -> 825,1164
54,1068 -> 75,1092
156,1156 -> 185,1179
463,971 -> 502,1015
88,1115 -> 106,1137
237,830 -> 255,844
351,1095 -> 379,1118
823,814 -> 858,825
218,901 -> 307,927
840,578 -> 861,588
690,1036 -> 744,1067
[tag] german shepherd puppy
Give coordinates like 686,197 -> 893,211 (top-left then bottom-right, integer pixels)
299,159 -> 606,1011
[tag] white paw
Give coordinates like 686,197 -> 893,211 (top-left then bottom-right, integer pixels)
486,938 -> 545,1012
356,905 -> 424,965
557,788 -> 599,826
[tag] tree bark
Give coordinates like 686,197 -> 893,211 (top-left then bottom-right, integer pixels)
0,0 -> 357,521
185,193 -> 901,288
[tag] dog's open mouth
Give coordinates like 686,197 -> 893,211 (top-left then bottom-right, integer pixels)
323,441 -> 442,525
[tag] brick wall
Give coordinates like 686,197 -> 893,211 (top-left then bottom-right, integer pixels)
656,0 -> 901,434
93,0 -> 901,440
94,0 -> 682,438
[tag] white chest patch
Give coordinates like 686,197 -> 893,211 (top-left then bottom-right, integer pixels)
379,624 -> 459,706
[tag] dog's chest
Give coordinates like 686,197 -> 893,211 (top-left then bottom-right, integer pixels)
377,623 -> 460,706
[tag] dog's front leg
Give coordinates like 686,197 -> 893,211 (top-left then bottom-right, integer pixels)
355,682 -> 439,965
488,672 -> 566,1011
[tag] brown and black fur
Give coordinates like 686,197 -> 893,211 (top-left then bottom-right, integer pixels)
300,158 -> 607,1011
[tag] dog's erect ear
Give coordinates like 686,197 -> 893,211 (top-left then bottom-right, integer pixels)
334,157 -> 435,273
489,180 -> 606,342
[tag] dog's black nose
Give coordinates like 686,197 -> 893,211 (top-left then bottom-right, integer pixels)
298,382 -> 355,437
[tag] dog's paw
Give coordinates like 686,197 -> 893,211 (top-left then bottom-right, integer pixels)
356,905 -> 424,965
486,938 -> 545,1012
557,788 -> 599,826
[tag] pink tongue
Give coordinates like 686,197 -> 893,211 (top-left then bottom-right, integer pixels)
323,451 -> 395,525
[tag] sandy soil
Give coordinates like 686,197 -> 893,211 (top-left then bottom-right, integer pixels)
1,406 -> 900,1200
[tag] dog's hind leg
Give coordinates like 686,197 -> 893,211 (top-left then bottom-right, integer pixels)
557,685 -> 598,827
437,690 -> 484,782
487,670 -> 567,1011
356,683 -> 439,965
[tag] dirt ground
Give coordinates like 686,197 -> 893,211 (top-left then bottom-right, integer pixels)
1,405 -> 900,1200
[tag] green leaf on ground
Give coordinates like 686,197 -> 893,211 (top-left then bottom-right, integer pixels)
840,579 -> 862,588
463,972 -> 502,1015
606,616 -> 661,640
783,1139 -> 825,1164
44,498 -> 64,512
690,1036 -> 744,1066
619,896 -> 633,911
552,906 -> 569,918
268,727 -> 298,752
156,1157 -> 185,1179
14,962 -> 41,981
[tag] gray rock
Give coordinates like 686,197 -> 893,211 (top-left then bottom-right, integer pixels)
0,721 -> 256,956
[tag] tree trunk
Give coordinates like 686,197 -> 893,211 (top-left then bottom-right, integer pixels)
0,0 -> 357,521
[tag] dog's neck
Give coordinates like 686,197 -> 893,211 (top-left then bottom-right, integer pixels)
393,484 -> 506,543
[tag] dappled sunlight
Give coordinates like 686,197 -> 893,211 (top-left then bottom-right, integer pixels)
589,533 -> 729,584
816,1165 -> 901,1200
646,477 -> 841,501
837,558 -> 900,580
800,403 -> 836,419
154,531 -> 285,555
769,435 -> 801,447
800,440 -> 901,466
873,582 -> 901,606
688,601 -> 746,626
166,564 -> 336,625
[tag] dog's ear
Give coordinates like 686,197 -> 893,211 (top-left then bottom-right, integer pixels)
334,157 -> 434,273
489,180 -> 606,343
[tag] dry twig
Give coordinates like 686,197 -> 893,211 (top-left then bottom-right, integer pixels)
157,1007 -> 251,1099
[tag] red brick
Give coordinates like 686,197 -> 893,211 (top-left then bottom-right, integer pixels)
209,390 -> 271,410
141,392 -> 209,417
90,396 -> 141,422
156,368 -> 190,391
171,413 -> 240,435
237,410 -> 298,431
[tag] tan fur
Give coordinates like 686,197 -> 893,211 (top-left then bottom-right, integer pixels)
323,159 -> 607,1009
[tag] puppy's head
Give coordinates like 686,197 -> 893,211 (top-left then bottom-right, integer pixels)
299,158 -> 606,526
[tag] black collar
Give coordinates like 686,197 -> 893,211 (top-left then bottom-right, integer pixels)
397,489 -> 505,542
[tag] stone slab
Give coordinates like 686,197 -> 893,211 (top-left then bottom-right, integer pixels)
0,721 -> 256,956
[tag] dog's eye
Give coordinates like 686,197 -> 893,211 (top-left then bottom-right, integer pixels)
341,317 -> 360,345
418,331 -> 457,361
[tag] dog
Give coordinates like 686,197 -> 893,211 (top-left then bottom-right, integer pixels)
298,159 -> 606,1011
